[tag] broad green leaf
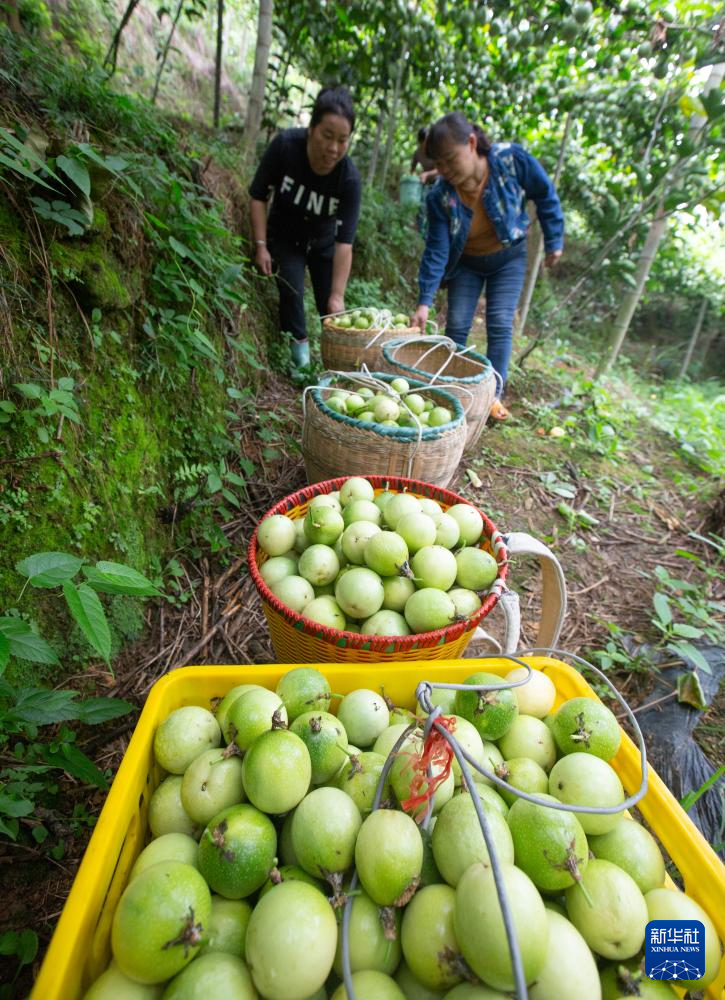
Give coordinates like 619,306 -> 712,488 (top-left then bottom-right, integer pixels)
83,561 -> 161,597
40,744 -> 108,788
671,623 -> 703,639
63,582 -> 111,663
56,155 -> 91,196
15,551 -> 83,588
0,817 -> 19,840
668,641 -> 711,674
169,236 -> 192,257
0,619 -> 60,665
15,930 -> 38,967
652,592 -> 672,627
74,696 -> 135,725
0,635 -> 9,674
13,382 -> 43,399
0,793 -> 35,818
4,688 -> 80,724
57,377 -> 75,391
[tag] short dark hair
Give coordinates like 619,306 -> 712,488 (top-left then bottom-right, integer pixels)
426,113 -> 492,159
310,86 -> 355,131
417,126 -> 428,143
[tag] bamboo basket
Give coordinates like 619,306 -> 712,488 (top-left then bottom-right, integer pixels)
382,336 -> 498,448
248,475 -> 509,662
320,315 -> 420,372
302,371 -> 467,487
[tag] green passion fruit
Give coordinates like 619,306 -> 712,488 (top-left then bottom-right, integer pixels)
275,666 -> 332,721
355,809 -> 423,907
332,889 -> 402,977
197,804 -> 276,899
129,833 -> 198,882
331,970 -> 406,1000
161,952 -> 257,999
111,861 -> 212,984
552,697 -> 621,760
290,786 -> 362,878
241,729 -> 311,814
588,817 -> 665,894
506,793 -> 589,892
148,777 -> 199,840
200,896 -> 252,956
454,672 -> 518,741
431,792 -> 514,886
180,749 -> 245,827
528,908 -> 602,1000
245,881 -> 338,999
565,859 -> 648,960
290,710 -> 349,784
401,884 -> 465,991
454,862 -> 548,991
153,707 -> 221,774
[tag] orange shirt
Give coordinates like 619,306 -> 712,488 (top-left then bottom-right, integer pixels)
458,173 -> 503,256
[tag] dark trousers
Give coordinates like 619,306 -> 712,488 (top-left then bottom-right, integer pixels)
445,240 -> 528,392
269,237 -> 334,343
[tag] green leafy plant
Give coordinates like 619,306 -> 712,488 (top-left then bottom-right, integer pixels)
2,552 -> 161,668
1,379 -> 81,444
649,539 -> 725,674
0,929 -> 38,999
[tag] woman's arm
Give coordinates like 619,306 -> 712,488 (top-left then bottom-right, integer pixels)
328,243 -> 353,314
250,198 -> 272,275
512,145 -> 564,256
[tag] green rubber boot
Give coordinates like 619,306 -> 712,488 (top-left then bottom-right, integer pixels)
290,338 -> 310,375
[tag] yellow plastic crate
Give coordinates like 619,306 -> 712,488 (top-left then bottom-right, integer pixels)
33,658 -> 725,1000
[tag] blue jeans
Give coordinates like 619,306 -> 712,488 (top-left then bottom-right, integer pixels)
445,240 -> 528,393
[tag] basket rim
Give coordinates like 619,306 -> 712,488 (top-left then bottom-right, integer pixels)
310,372 -> 465,441
382,337 -> 494,386
322,317 -> 420,336
248,475 -> 509,652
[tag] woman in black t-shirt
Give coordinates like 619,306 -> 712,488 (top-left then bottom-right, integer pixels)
249,86 -> 362,373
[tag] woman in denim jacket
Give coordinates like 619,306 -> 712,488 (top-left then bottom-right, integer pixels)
412,113 -> 564,420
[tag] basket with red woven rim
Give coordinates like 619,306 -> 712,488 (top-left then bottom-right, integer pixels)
248,475 -> 509,662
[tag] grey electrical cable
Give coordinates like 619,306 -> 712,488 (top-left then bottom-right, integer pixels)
339,648 -> 648,1000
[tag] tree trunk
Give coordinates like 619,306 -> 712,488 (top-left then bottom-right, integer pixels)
699,324 -> 721,372
679,297 -> 708,379
595,197 -> 667,379
213,0 -> 224,128
516,110 -> 574,339
5,0 -> 22,32
367,113 -> 384,186
380,59 -> 404,190
103,0 -> 142,73
151,0 -> 184,105
595,62 -> 723,380
242,0 -> 274,158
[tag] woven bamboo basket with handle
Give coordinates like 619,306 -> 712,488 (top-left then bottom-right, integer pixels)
321,310 -> 420,372
302,371 -> 467,487
382,335 -> 498,448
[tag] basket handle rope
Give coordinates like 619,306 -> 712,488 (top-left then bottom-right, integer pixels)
471,532 -> 567,654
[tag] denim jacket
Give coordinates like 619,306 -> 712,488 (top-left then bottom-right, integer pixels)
418,142 -> 565,306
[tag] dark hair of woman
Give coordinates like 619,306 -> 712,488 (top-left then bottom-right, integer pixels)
417,126 -> 428,143
426,112 -> 492,159
310,86 -> 356,131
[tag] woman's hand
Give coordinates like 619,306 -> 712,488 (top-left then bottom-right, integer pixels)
328,293 -> 345,315
420,169 -> 438,184
544,250 -> 562,269
255,245 -> 273,275
412,304 -> 429,330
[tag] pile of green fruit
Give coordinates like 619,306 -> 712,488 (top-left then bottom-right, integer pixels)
322,385 -> 454,431
332,309 -> 412,331
257,477 -> 495,637
84,664 -> 721,999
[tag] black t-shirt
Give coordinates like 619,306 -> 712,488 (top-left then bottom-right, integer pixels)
249,127 -> 362,248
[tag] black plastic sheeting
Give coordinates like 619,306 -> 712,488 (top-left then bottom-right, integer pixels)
622,638 -> 724,855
